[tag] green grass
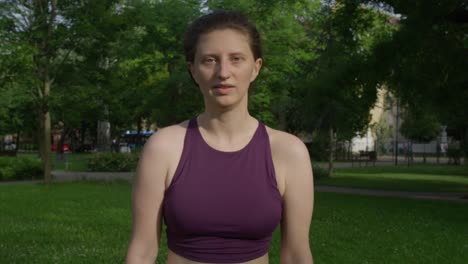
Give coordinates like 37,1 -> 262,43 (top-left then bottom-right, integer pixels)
317,164 -> 468,193
1,182 -> 467,263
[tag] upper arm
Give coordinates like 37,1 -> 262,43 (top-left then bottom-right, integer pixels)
126,130 -> 171,263
279,135 -> 314,263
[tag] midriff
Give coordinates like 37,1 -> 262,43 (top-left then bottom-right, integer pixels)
166,250 -> 269,264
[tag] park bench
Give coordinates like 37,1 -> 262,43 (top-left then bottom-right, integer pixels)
352,150 -> 376,166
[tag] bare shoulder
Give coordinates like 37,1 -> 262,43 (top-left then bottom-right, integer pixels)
265,126 -> 310,163
139,120 -> 190,189
143,120 -> 189,155
265,126 -> 313,198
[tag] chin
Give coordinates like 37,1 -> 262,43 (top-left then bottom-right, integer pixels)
208,97 -> 241,109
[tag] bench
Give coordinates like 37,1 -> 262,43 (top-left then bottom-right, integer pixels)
352,151 -> 376,166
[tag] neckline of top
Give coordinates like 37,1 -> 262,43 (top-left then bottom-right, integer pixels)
192,116 -> 261,154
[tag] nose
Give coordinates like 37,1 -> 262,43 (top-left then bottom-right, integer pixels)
216,58 -> 231,80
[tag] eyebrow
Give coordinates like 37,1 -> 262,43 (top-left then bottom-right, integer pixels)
199,51 -> 247,57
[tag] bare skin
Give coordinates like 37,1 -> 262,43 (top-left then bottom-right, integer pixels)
126,28 -> 314,264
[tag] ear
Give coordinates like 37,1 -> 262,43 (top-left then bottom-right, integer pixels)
250,58 -> 263,82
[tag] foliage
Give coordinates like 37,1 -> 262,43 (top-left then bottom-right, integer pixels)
371,112 -> 393,155
400,108 -> 441,143
0,157 -> 43,181
87,152 -> 139,172
0,0 -> 125,181
366,0 -> 468,153
297,2 -> 396,137
1,0 -> 466,167
306,132 -> 330,161
446,146 -> 463,165
312,165 -> 329,180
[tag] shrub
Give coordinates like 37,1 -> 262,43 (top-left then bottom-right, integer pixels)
312,166 -> 329,180
447,147 -> 462,165
0,157 -> 43,181
87,152 -> 139,172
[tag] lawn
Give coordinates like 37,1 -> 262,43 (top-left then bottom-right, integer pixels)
1,182 -> 467,263
317,164 -> 468,193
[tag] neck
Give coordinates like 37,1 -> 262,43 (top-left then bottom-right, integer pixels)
198,107 -> 256,140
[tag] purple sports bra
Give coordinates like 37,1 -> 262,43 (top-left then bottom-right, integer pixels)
163,117 -> 283,263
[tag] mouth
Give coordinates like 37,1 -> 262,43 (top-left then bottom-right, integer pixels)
212,84 -> 234,95
213,84 -> 234,89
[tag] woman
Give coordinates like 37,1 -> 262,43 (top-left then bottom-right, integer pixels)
126,10 -> 314,264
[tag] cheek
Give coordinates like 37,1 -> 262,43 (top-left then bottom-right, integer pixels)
245,67 -> 257,81
195,68 -> 213,81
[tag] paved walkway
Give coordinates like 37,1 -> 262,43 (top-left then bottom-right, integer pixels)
315,155 -> 465,168
315,185 -> 468,203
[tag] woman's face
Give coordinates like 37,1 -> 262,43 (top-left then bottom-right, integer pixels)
189,29 -> 262,109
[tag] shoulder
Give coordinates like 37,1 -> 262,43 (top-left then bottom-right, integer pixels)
136,120 -> 190,187
143,120 -> 190,154
138,120 -> 190,172
265,125 -> 313,195
265,126 -> 310,164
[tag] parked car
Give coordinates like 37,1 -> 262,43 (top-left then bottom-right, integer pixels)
120,130 -> 156,151
51,144 -> 71,152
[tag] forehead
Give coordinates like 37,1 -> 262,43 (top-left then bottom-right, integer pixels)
195,29 -> 252,56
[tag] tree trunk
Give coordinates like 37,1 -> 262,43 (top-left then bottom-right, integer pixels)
15,130 -> 20,152
38,111 -> 45,160
43,110 -> 52,183
328,127 -> 334,177
38,93 -> 52,183
407,141 -> 411,166
137,116 -> 142,148
97,120 -> 111,152
97,105 -> 111,152
39,81 -> 53,184
423,143 -> 426,164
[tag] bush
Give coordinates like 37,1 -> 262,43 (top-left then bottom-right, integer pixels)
0,157 -> 43,181
87,152 -> 139,172
447,147 -> 462,165
312,166 -> 329,180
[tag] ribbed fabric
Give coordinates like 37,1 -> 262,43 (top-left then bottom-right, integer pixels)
163,117 -> 282,263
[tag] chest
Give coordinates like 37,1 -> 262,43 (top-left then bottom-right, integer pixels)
163,151 -> 282,237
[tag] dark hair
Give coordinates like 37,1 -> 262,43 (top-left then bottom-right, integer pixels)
184,10 -> 262,63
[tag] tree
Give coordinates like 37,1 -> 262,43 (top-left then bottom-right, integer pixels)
366,0 -> 468,159
111,0 -> 204,129
0,0 -> 121,182
400,108 -> 441,163
294,1 -> 395,176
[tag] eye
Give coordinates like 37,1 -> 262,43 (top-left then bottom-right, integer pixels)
231,56 -> 242,62
202,57 -> 216,64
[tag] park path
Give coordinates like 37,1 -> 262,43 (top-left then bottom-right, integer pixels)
1,171 -> 467,203
315,185 -> 468,203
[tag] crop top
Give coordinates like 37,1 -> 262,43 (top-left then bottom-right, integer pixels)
163,117 -> 283,263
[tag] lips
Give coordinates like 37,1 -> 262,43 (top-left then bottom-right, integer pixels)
213,84 -> 234,95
